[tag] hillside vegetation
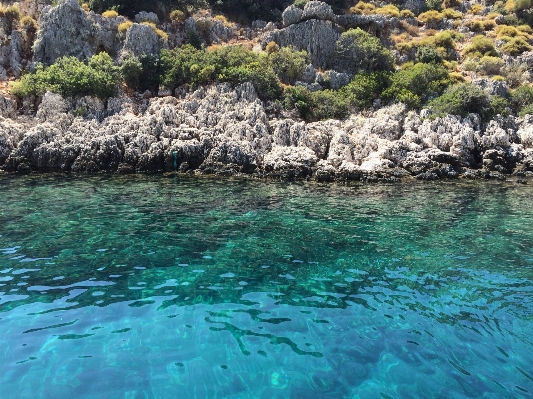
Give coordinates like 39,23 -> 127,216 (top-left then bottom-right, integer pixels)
4,0 -> 533,121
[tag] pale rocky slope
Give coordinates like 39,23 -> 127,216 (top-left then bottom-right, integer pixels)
1,0 -> 533,180
1,83 -> 533,181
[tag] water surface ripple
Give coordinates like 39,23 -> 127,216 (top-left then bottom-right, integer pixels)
0,175 -> 532,398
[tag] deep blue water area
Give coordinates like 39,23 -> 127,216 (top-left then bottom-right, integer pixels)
0,175 -> 532,399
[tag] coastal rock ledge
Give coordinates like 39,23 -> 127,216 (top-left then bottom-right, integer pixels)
1,83 -> 533,182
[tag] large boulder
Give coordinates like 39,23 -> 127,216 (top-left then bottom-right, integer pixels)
90,13 -> 128,58
33,0 -> 94,65
0,95 -> 17,119
302,1 -> 336,22
262,19 -> 339,68
282,6 -> 303,27
122,23 -> 161,58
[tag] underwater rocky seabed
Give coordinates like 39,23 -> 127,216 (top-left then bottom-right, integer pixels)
2,83 -> 533,181
0,174 -> 532,398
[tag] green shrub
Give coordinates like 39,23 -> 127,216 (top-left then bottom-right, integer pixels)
4,5 -> 20,21
188,29 -> 204,49
341,71 -> 391,109
20,16 -> 38,33
426,0 -> 443,11
121,53 -> 161,91
428,83 -> 494,119
510,85 -> 533,112
293,0 -> 309,9
170,9 -> 186,22
269,46 -> 308,84
160,45 -> 282,101
332,28 -> 394,75
518,103 -> 533,116
10,52 -> 119,99
283,86 -> 348,121
463,35 -> 499,58
102,9 -> 118,17
283,85 -> 314,120
418,10 -> 443,25
383,63 -> 450,108
490,95 -> 511,116
514,0 -> 531,11
478,56 -> 505,75
501,37 -> 532,55
121,54 -> 143,89
415,46 -> 443,64
223,59 -> 282,101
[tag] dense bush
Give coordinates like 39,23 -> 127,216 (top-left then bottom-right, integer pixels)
121,54 -> 161,92
349,1 -> 376,14
418,10 -> 443,25
426,0 -> 443,10
341,71 -> 391,109
501,37 -> 532,55
20,16 -> 38,33
383,63 -> 450,108
510,85 -> 533,113
477,56 -> 505,75
159,45 -> 282,100
269,46 -> 308,85
10,53 -> 119,99
463,35 -> 499,58
428,83 -> 499,120
397,30 -> 463,60
283,86 -> 348,121
332,28 -> 394,75
415,46 -> 443,64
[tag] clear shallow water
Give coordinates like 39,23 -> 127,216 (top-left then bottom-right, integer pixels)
0,175 -> 532,399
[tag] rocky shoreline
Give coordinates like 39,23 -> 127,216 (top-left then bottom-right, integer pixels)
1,82 -> 533,182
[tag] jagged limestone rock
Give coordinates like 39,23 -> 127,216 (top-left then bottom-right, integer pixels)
262,20 -> 339,69
135,12 -> 159,25
0,94 -> 17,118
472,78 -> 509,98
316,70 -> 352,89
335,14 -> 399,39
0,83 -> 530,180
21,0 -> 53,19
90,13 -> 128,58
33,0 -> 94,65
282,6 -> 303,27
122,23 -> 161,58
302,1 -> 335,23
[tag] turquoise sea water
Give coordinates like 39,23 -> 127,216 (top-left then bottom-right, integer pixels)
0,175 -> 532,399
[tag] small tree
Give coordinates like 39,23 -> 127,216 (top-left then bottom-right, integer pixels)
269,46 -> 307,84
332,28 -> 394,75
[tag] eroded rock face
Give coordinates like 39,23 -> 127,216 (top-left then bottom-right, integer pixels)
473,78 -> 509,98
122,23 -> 161,58
0,94 -> 16,118
302,1 -> 335,22
282,6 -> 303,27
33,0 -> 94,65
262,19 -> 339,68
21,0 -> 53,19
1,83 -> 533,180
